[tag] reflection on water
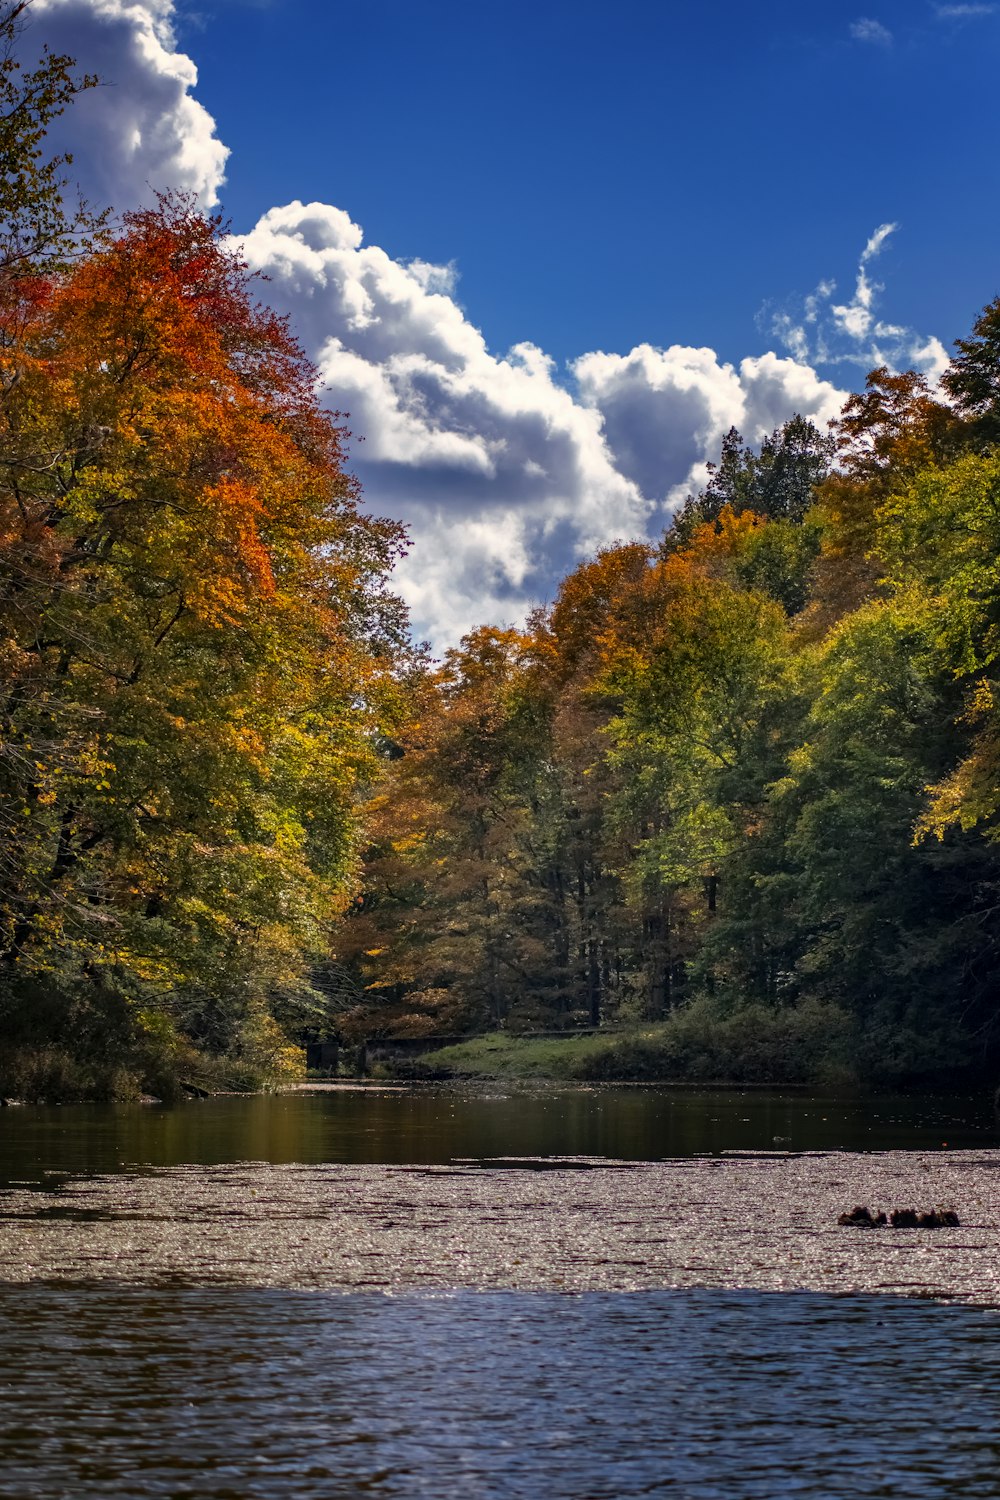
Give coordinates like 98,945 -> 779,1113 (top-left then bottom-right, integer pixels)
1,1084 -> 997,1186
1,1285 -> 999,1499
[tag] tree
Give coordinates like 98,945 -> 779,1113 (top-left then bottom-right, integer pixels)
0,0 -> 100,276
806,368 -> 958,626
666,415 -> 833,558
598,532 -> 799,1012
340,627 -> 558,1035
943,295 -> 1000,447
0,197 -> 408,1078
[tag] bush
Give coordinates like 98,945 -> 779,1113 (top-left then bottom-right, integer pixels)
0,1047 -> 141,1104
571,998 -> 857,1085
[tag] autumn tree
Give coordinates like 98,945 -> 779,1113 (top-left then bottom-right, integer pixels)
807,367 -> 959,625
339,627 -> 558,1036
0,196 -> 408,1086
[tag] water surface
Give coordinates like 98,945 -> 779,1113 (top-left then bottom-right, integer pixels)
2,1083 -> 996,1185
3,1285 -> 1000,1498
3,1084 -> 1000,1498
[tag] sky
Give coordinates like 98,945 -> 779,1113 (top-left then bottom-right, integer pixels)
27,0 -> 1000,649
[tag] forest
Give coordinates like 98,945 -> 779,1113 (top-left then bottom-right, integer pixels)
3,4 -> 1000,1097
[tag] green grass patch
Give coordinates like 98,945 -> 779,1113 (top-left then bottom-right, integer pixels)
402,998 -> 860,1087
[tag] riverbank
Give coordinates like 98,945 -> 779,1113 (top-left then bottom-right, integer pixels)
384,999 -> 853,1086
4,994 -> 989,1104
0,1043 -> 302,1107
386,999 -> 974,1090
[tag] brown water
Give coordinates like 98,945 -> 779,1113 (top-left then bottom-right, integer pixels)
2,1084 -> 1000,1497
1,1082 -> 995,1184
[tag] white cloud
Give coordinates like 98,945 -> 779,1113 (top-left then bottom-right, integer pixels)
830,221 -> 897,341
32,0 -> 228,208
573,345 -> 844,512
237,200 -> 651,641
934,3 -> 994,16
763,224 -> 949,384
850,17 -> 893,43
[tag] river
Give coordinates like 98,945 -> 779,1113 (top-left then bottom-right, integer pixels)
2,1083 -> 1000,1497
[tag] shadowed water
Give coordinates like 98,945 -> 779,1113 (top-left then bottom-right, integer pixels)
1,1083 -> 997,1186
2,1086 -> 1000,1497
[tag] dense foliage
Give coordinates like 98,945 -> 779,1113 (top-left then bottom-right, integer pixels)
341,349 -> 1000,1085
0,5 -> 408,1096
5,3 -> 1000,1094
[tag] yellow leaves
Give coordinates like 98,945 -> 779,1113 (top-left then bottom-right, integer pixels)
967,679 -> 996,718
916,677 -> 1000,842
0,196 -> 408,1033
683,503 -> 764,566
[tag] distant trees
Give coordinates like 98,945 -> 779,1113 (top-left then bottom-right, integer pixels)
341,324 -> 1000,1082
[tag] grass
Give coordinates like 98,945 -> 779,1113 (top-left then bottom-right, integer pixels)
395,998 -> 861,1087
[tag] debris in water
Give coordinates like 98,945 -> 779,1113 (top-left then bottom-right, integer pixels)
837,1205 -> 960,1228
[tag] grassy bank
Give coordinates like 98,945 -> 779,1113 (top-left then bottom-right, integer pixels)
0,1043 -> 305,1106
392,1000 -> 882,1088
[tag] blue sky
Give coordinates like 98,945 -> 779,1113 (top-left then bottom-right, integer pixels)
31,0 -> 1000,645
179,0 -> 1000,371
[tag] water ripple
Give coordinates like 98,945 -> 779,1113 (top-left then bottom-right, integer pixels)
1,1286 -> 999,1498
1,1152 -> 998,1301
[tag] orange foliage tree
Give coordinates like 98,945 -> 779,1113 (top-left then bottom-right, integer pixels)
0,197 -> 408,1079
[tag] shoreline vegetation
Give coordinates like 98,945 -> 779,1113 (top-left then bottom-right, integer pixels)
4,997 -> 987,1105
3,6 -> 1000,1108
373,1002 -> 989,1092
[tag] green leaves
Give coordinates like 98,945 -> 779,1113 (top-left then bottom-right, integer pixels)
0,167 -> 408,1075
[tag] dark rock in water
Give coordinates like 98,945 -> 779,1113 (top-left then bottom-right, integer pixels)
838,1205 -> 886,1227
836,1203 -> 960,1229
919,1207 -> 960,1228
889,1207 -> 959,1228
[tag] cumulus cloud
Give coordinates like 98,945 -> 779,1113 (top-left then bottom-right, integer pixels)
934,3 -> 994,15
572,346 -> 843,511
850,16 -> 893,43
27,0 -> 861,647
763,224 -> 949,384
238,202 -> 854,637
236,200 -> 653,640
32,0 -> 228,208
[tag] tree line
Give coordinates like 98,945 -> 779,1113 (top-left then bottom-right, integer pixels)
339,334 -> 1000,1084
